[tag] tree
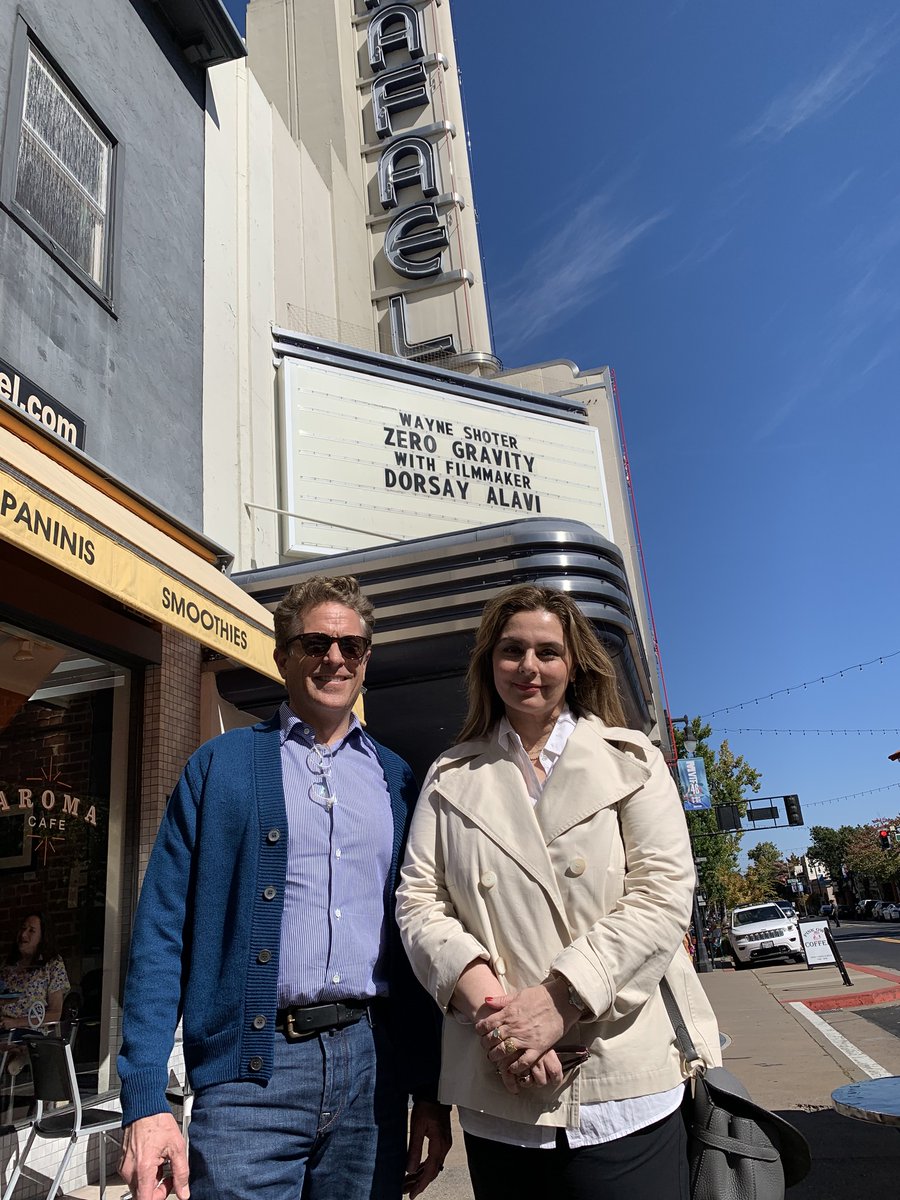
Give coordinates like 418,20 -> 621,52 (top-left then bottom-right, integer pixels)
744,840 -> 785,902
807,825 -> 856,886
717,868 -> 752,910
845,818 -> 900,886
673,718 -> 762,913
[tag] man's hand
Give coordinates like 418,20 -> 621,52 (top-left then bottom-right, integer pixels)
120,1113 -> 189,1200
404,1099 -> 451,1198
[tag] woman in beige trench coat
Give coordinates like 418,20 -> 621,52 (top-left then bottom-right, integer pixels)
396,585 -> 720,1200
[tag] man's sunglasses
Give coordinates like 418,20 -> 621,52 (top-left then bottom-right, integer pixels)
285,632 -> 371,661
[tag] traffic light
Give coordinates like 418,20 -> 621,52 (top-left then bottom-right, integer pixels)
878,829 -> 891,852
716,804 -> 742,832
784,794 -> 803,827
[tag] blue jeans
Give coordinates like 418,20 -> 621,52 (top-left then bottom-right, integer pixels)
188,1015 -> 408,1200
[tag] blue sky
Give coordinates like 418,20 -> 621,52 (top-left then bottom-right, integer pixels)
225,2 -> 900,861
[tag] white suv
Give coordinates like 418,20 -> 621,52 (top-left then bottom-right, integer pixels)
728,903 -> 804,968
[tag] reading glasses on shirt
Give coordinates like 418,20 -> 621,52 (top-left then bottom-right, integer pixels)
286,632 -> 371,661
307,743 -> 336,810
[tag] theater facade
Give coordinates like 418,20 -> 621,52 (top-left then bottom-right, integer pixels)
0,0 -> 268,1169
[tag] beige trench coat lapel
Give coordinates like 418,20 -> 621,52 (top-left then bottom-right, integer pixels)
431,717 -> 653,926
432,738 -> 561,903
536,719 -> 652,844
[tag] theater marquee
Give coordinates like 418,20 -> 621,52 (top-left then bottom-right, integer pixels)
278,358 -> 611,555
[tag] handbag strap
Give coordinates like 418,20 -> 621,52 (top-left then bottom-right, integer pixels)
692,1126 -> 780,1162
660,977 -> 706,1074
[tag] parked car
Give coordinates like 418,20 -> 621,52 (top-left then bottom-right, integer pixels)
776,901 -> 799,921
837,905 -> 855,918
873,901 -> 887,921
727,902 -> 804,968
881,903 -> 900,922
856,899 -> 879,919
819,902 -> 835,917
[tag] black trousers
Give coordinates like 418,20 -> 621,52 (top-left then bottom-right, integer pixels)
464,1107 -> 689,1200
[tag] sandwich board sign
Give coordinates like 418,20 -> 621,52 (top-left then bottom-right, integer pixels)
800,920 -> 836,966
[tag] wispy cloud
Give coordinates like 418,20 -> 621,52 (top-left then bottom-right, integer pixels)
752,386 -> 806,443
753,206 -> 900,443
821,168 -> 862,205
741,23 -> 897,143
493,188 -> 668,350
664,228 -> 734,275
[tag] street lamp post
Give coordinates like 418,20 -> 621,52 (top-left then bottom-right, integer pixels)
671,715 -> 713,974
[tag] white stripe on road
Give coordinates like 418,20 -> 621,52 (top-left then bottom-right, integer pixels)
835,936 -> 900,943
788,1002 -> 891,1079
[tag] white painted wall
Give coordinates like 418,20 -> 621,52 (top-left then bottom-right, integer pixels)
202,59 -> 377,568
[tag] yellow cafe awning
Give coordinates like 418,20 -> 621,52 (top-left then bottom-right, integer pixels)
0,421 -> 279,681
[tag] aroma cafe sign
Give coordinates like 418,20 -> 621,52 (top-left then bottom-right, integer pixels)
0,785 -> 101,832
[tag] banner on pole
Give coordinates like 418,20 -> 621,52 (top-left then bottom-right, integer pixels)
677,755 -> 712,811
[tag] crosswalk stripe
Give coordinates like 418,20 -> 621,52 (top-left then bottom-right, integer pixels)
789,1003 -> 890,1079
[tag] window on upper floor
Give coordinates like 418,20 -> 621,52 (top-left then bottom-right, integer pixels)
1,20 -> 118,307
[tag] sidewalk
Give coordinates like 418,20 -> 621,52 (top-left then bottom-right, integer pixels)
428,964 -> 900,1199
703,967 -> 900,1199
71,966 -> 900,1200
752,956 -> 900,1012
746,958 -> 900,1077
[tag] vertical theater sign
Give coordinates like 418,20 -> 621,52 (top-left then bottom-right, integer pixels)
357,1 -> 497,371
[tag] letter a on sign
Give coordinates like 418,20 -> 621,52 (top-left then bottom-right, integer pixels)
368,4 -> 423,72
378,136 -> 440,209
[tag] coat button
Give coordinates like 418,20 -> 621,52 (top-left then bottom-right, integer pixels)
568,857 -> 586,877
266,828 -> 281,844
263,885 -> 277,900
248,1056 -> 263,1072
257,949 -> 272,964
494,956 -> 507,976
480,870 -> 497,889
252,1015 -> 266,1030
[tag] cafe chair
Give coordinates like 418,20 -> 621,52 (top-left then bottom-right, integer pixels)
1,1033 -> 121,1200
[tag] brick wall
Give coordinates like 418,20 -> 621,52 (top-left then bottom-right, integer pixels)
137,627 -> 202,885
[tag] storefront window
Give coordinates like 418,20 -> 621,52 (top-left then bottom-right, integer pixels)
0,621 -> 129,1119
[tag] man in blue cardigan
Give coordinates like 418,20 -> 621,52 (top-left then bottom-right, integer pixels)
119,575 -> 450,1200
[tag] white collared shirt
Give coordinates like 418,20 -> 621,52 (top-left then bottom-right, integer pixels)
497,707 -> 577,805
459,708 -> 684,1149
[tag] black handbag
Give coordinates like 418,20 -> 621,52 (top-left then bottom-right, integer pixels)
660,978 -> 811,1199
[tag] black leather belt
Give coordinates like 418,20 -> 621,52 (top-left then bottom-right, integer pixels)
275,1001 -> 372,1041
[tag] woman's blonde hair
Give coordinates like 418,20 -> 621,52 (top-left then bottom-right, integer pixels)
457,584 -> 627,742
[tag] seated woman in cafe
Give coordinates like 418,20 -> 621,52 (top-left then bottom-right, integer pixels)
1,911 -> 69,1034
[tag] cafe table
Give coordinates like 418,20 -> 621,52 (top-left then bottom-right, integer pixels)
832,1077 -> 900,1130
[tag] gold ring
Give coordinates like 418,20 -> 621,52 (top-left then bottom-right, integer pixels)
503,1037 -> 517,1055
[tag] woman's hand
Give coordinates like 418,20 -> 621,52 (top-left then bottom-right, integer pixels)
476,980 -> 582,1081
494,1046 -> 564,1094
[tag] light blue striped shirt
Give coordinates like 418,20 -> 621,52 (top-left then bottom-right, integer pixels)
277,702 -> 394,1005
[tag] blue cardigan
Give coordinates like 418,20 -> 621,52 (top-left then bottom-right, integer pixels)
118,713 -> 439,1126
